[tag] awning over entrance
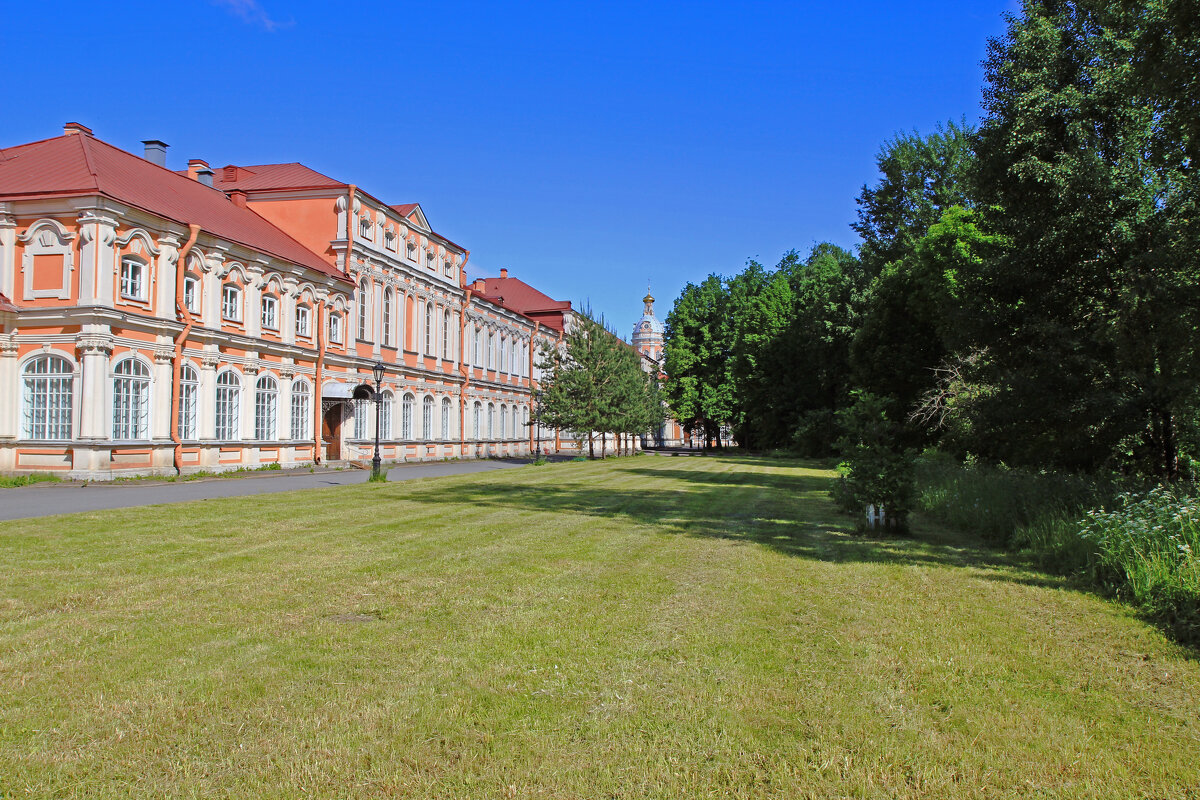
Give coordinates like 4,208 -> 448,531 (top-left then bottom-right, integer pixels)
322,381 -> 376,400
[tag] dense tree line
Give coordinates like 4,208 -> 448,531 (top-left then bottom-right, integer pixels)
664,0 -> 1200,483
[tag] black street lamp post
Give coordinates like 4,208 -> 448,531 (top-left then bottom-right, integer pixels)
371,361 -> 386,480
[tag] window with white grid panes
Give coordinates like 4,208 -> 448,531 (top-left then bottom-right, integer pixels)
221,284 -> 241,322
357,279 -> 370,342
290,379 -> 310,440
402,393 -> 414,439
21,355 -> 73,440
120,258 -> 146,301
500,404 -> 507,438
441,397 -> 451,439
424,303 -> 433,355
328,312 -> 343,344
442,311 -> 451,359
382,290 -> 393,347
183,275 -> 200,314
473,401 -> 481,439
178,364 -> 198,440
254,375 -> 277,440
261,295 -> 278,331
422,396 -> 433,440
353,398 -> 370,439
215,371 -> 241,440
112,358 -> 151,440
488,403 -> 495,439
295,305 -> 311,338
380,392 -> 393,438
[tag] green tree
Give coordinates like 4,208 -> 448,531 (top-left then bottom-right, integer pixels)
972,0 -> 1200,477
663,275 -> 735,447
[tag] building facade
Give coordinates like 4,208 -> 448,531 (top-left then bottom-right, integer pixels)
0,123 -> 624,478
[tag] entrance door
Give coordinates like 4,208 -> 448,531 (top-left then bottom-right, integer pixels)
323,403 -> 343,461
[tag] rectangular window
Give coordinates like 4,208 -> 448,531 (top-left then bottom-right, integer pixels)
295,306 -> 311,338
290,385 -> 310,440
183,276 -> 200,314
222,285 -> 241,321
179,377 -> 197,440
261,296 -> 278,330
382,292 -> 393,347
120,259 -> 145,300
329,313 -> 343,344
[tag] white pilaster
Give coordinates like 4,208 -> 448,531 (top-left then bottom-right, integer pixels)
152,347 -> 174,440
75,333 -> 114,439
0,205 -> 16,300
77,212 -> 118,306
0,334 -> 18,439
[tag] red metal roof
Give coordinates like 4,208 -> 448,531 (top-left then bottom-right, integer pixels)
213,162 -> 346,191
475,276 -> 572,331
0,133 -> 346,282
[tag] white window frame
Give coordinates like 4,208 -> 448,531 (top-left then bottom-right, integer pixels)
401,393 -> 415,439
441,397 -> 451,440
254,375 -> 278,440
422,395 -> 433,440
221,283 -> 242,322
329,312 -> 343,344
290,379 -> 311,440
380,391 -> 393,439
358,279 -> 370,342
382,290 -> 393,347
183,275 -> 201,314
179,363 -> 199,440
261,295 -> 278,331
119,257 -> 147,301
295,305 -> 311,338
21,354 -> 74,440
112,357 -> 151,440
215,370 -> 242,441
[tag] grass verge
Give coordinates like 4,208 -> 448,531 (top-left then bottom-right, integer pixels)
1,456 -> 1197,798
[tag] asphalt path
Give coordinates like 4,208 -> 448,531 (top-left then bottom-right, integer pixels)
0,459 -> 527,522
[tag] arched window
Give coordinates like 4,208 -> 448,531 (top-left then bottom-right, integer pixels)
290,379 -> 310,440
401,393 -> 415,439
21,355 -> 73,440
512,405 -> 519,438
441,397 -> 452,439
522,405 -> 529,434
499,336 -> 507,373
422,395 -> 434,439
488,332 -> 495,370
443,310 -> 451,359
500,404 -> 507,439
487,402 -> 495,440
179,363 -> 199,440
473,326 -> 482,366
424,303 -> 434,355
382,289 -> 393,347
358,279 -> 371,342
112,358 -> 151,440
473,401 -> 481,439
215,371 -> 241,440
380,390 -> 393,439
514,341 -> 522,376
254,375 -> 278,440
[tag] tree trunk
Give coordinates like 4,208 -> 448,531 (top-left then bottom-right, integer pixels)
588,432 -> 595,459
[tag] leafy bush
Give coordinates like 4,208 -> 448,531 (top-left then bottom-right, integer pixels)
834,392 -> 915,532
0,473 -> 62,489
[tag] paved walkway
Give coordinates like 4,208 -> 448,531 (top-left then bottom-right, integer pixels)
0,460 -> 528,522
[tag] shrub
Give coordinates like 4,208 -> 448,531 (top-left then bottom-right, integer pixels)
834,392 -> 915,532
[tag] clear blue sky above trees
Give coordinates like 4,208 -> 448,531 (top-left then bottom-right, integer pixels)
3,0 -> 1014,336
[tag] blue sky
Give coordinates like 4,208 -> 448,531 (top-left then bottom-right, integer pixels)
4,0 -> 1015,338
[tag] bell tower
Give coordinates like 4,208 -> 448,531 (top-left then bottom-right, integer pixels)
632,286 -> 664,363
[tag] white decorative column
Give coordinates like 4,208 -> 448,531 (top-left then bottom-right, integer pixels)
75,334 -> 113,440
151,346 -> 174,440
245,275 -> 263,339
198,351 -> 218,441
279,364 -> 294,462
0,334 -> 18,442
0,205 -> 16,300
282,287 -> 297,344
77,212 -> 118,306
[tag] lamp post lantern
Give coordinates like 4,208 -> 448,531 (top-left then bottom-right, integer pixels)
371,361 -> 386,480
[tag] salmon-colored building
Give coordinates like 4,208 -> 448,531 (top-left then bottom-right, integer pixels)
0,123 -> 624,478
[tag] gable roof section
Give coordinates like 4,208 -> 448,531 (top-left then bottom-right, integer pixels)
476,276 -> 572,331
0,133 -> 345,282
213,162 -> 346,192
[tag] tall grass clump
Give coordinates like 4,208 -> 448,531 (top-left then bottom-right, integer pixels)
914,451 -> 1113,546
1073,488 -> 1200,643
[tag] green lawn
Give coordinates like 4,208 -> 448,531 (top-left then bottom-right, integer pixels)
2,456 -> 1197,799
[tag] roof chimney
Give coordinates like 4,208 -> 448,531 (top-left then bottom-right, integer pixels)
63,122 -> 93,137
499,268 -> 508,279
229,189 -> 248,208
187,159 -> 209,181
141,140 -> 168,167
197,167 -> 214,188
473,278 -> 486,292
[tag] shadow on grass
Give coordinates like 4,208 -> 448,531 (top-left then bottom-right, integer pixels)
400,456 -> 1062,591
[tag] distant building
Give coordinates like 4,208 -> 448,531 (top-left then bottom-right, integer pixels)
631,290 -> 684,447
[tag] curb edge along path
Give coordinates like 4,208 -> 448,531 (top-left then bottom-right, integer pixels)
0,460 -> 526,522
